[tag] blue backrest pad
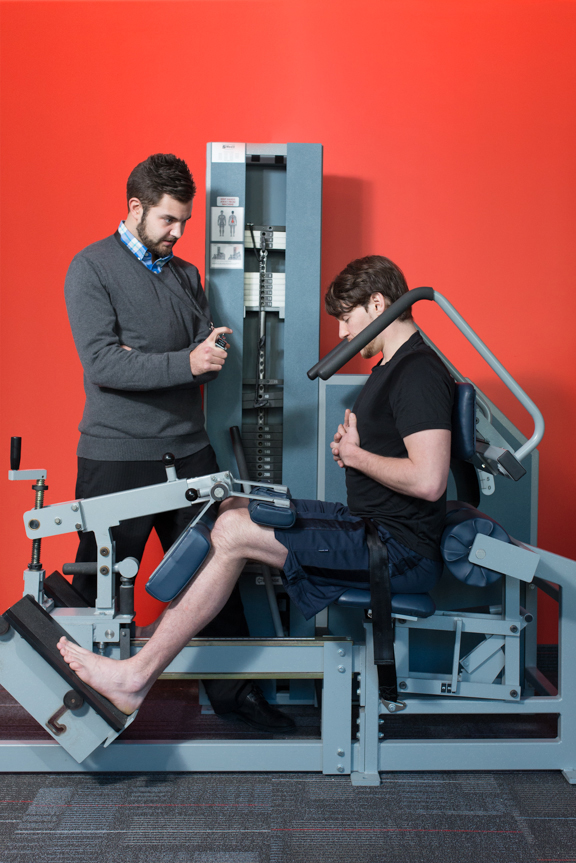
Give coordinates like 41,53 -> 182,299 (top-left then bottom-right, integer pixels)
451,382 -> 476,461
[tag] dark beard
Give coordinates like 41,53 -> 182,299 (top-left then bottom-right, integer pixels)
136,219 -> 174,259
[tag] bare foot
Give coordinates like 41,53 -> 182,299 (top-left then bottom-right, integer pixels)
57,637 -> 151,715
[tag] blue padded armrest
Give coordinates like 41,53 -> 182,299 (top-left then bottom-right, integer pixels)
249,487 -> 296,529
451,382 -> 476,462
441,503 -> 511,587
336,589 -> 436,618
145,519 -> 212,603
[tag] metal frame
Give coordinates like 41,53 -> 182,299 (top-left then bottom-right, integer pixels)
2,536 -> 574,782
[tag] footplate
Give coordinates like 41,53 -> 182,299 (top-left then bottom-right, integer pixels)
0,596 -> 136,763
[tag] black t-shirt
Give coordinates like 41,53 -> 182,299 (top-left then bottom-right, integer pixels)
346,331 -> 454,560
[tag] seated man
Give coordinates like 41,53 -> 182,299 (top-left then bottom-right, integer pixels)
57,255 -> 454,716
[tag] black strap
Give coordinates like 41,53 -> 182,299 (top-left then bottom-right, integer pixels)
362,518 -> 398,703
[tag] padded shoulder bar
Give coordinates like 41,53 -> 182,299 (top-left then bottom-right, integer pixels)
145,511 -> 216,603
249,487 -> 297,529
441,503 -> 511,587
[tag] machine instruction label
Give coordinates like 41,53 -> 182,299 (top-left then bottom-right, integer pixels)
211,206 -> 244,243
211,142 -> 245,162
210,243 -> 244,269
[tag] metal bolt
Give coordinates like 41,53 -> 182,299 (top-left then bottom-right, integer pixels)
529,584 -> 535,590
71,504 -> 79,512
356,688 -> 361,695
337,665 -> 345,673
337,749 -> 345,757
337,765 -> 344,773
510,625 -> 519,633
100,547 -> 110,557
378,732 -> 384,738
338,649 -> 346,656
475,549 -> 486,560
28,519 -> 40,530
399,681 -> 408,690
356,718 -> 361,725
54,518 -> 62,525
510,690 -> 519,698
100,566 -> 110,575
105,629 -> 114,639
75,523 -> 82,530
379,718 -> 384,725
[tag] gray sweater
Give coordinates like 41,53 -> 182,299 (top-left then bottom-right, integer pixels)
65,233 -> 217,460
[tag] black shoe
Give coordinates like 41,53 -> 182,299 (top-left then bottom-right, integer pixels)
217,685 -> 296,732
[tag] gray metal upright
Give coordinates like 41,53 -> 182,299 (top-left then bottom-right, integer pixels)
204,145 -> 247,470
204,142 -> 323,498
283,143 -> 322,498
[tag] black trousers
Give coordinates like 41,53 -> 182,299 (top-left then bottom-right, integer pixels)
74,446 -> 251,710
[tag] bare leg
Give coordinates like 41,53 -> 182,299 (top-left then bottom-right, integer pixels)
57,509 -> 288,714
135,499 -> 249,638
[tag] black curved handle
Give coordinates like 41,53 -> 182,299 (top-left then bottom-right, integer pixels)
10,437 -> 21,471
307,286 -> 435,381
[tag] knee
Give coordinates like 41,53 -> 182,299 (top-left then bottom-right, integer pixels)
211,508 -> 251,558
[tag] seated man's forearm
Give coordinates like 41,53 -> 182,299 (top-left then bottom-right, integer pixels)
344,429 -> 451,501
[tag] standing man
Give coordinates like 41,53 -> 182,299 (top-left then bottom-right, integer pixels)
58,255 -> 455,716
64,153 -> 294,731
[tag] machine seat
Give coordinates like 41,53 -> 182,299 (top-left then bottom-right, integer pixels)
335,589 -> 436,618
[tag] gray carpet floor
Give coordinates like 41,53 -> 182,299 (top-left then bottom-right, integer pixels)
0,770 -> 575,862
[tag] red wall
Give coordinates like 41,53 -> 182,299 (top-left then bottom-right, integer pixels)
1,0 -> 575,636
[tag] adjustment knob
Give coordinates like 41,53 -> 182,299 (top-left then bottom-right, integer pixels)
162,453 -> 175,465
63,690 -> 84,711
185,488 -> 199,502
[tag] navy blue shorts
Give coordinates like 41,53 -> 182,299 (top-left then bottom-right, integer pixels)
273,499 -> 442,620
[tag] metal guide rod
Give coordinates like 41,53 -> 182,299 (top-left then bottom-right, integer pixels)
248,224 -> 270,413
307,287 -> 544,462
229,425 -> 284,638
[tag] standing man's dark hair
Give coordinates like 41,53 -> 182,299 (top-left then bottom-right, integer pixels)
325,254 -> 412,321
126,153 -> 197,213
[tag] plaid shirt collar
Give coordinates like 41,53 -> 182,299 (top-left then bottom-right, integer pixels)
118,221 -> 174,274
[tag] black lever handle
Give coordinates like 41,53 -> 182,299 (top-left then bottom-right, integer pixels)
10,437 -> 21,471
62,563 -> 98,576
307,286 -> 436,381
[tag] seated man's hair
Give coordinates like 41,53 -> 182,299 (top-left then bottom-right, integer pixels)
325,255 -> 412,321
127,153 -> 196,210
